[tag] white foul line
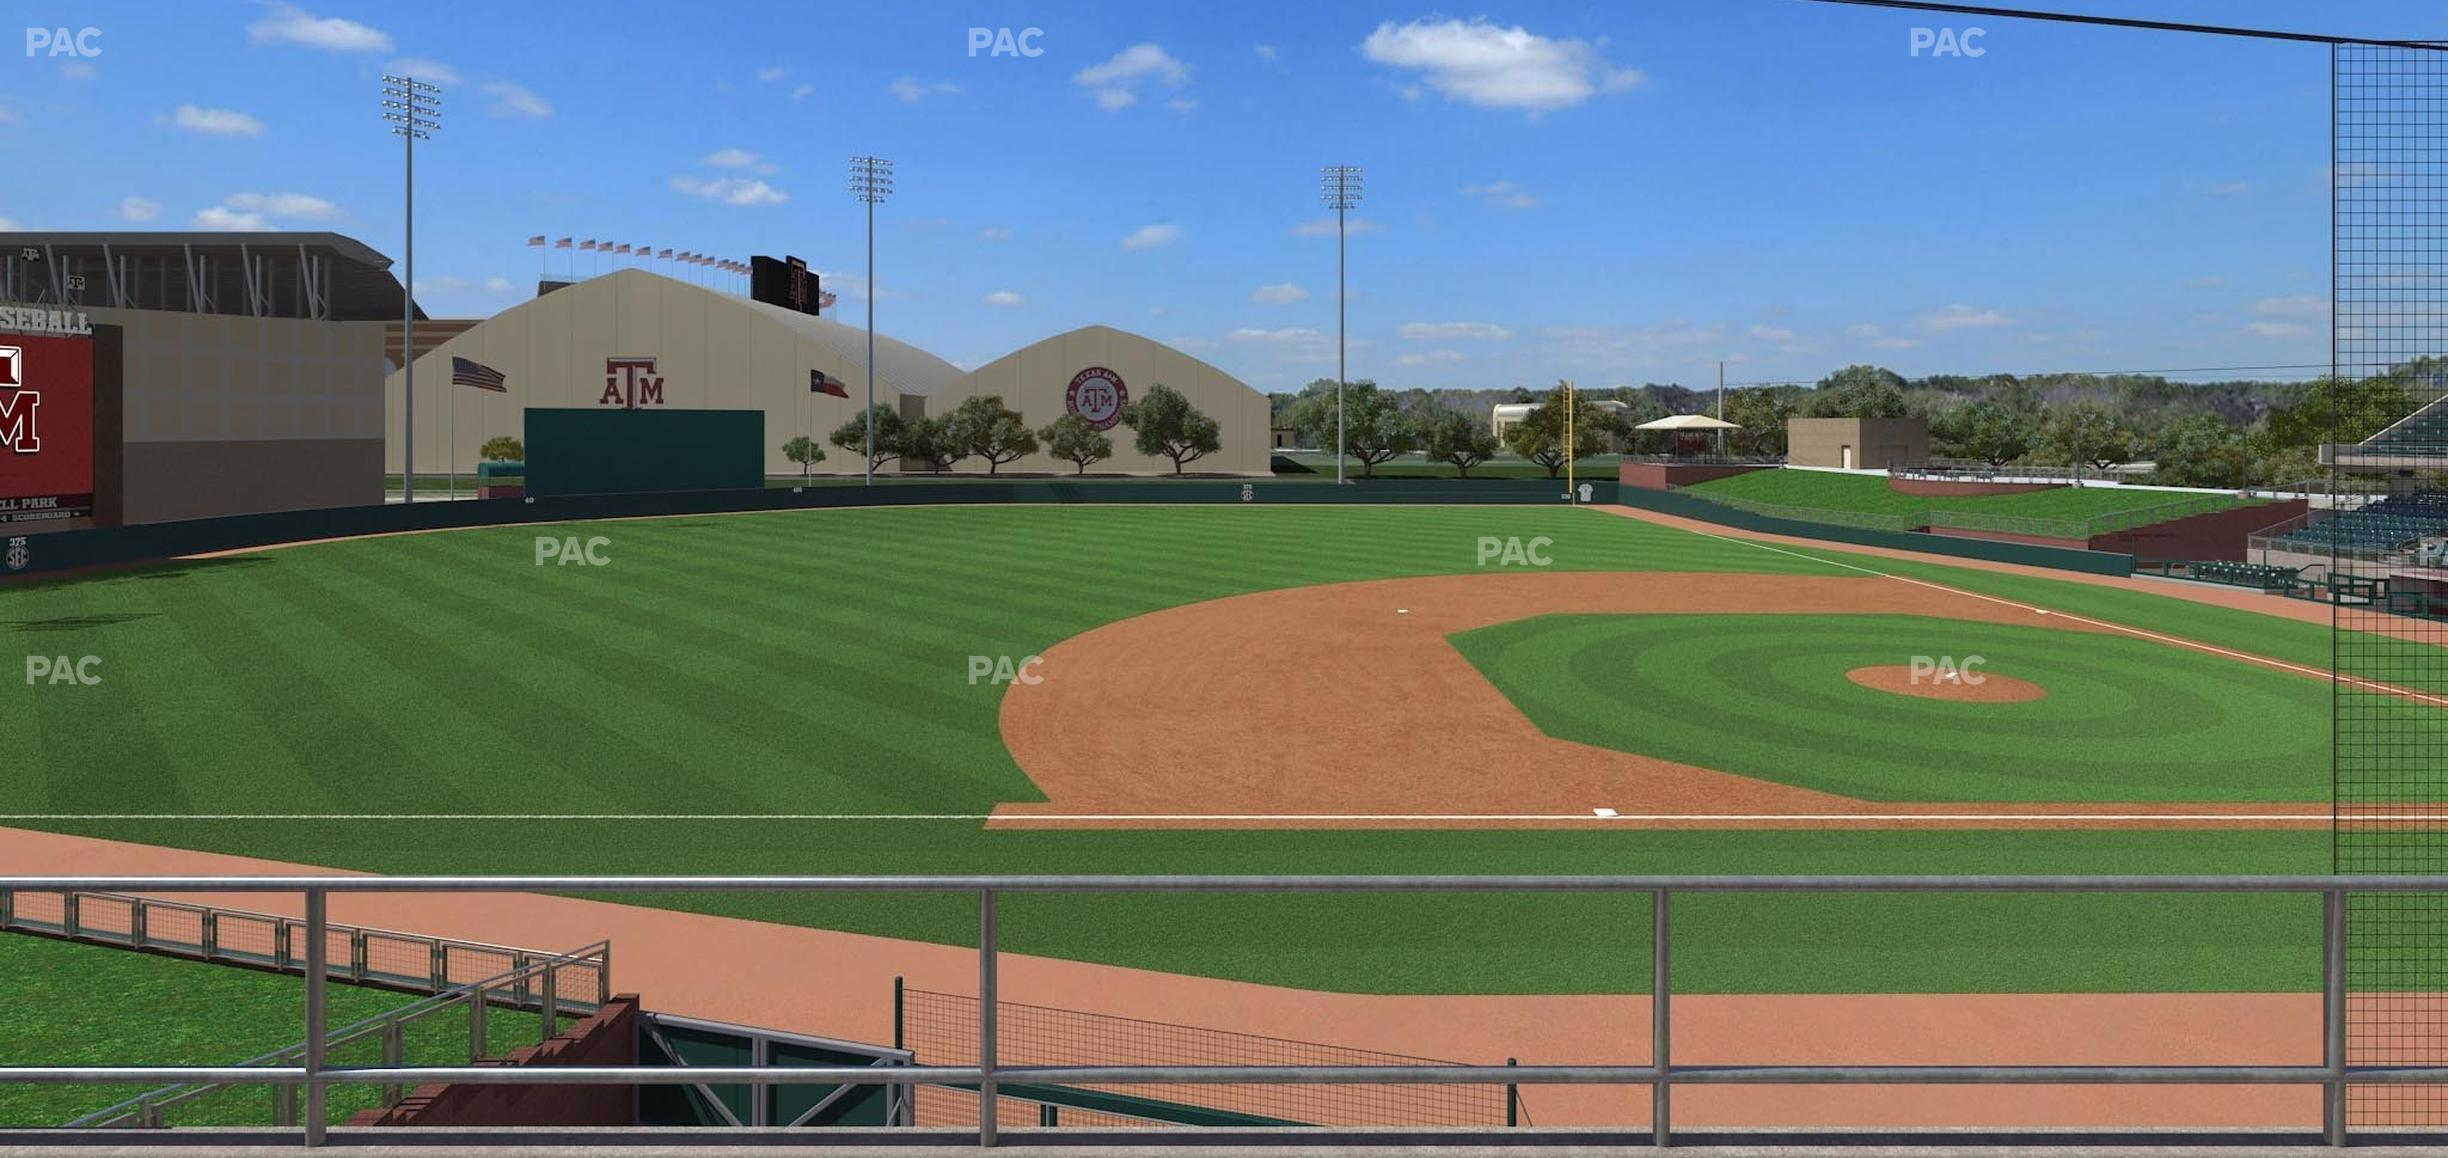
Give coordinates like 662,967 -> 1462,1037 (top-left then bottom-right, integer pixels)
1672,522 -> 2448,710
0,811 -> 2349,822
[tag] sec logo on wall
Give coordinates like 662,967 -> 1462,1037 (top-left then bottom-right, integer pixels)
1065,367 -> 1128,431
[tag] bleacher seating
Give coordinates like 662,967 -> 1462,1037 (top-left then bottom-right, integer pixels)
2269,491 -> 2448,555
2360,394 -> 2448,457
2186,560 -> 2306,591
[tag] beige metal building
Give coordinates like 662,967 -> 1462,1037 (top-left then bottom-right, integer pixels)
389,272 -> 1271,477
1786,417 -> 1928,470
928,324 -> 1269,475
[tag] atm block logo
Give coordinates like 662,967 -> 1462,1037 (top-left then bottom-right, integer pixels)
0,346 -> 36,452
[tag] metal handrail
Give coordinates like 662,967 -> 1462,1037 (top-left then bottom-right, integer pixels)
0,872 -> 2428,1148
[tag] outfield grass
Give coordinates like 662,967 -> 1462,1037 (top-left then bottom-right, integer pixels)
1455,613 -> 2341,802
1688,468 -> 2252,521
0,932 -> 535,1127
0,505 -> 2385,995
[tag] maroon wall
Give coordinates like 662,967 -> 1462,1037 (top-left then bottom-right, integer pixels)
1620,462 -> 1766,491
1888,477 -> 2065,497
2090,499 -> 2306,562
348,996 -> 639,1128
1924,527 -> 2092,552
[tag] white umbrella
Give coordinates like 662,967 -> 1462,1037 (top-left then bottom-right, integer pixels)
1635,413 -> 1741,431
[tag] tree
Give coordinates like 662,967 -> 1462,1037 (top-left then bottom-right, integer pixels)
945,395 -> 1037,475
2149,413 -> 2250,488
781,435 -> 826,478
898,415 -> 967,474
1119,383 -> 1223,475
1722,387 -> 1798,456
1809,365 -> 1911,419
2041,401 -> 2133,472
479,436 -> 523,462
1503,384 -> 1614,478
1420,407 -> 1500,478
1301,383 -> 1413,477
829,405 -> 905,473
1284,377 -> 1367,455
1039,414 -> 1115,475
1939,400 -> 2036,467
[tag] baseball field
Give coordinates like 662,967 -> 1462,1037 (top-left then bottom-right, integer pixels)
1,502 -> 2398,1007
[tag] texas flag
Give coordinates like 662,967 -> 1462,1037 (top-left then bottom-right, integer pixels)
810,369 -> 849,398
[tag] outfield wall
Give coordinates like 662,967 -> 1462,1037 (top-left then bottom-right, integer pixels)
1617,486 -> 2136,576
0,479 -> 1607,579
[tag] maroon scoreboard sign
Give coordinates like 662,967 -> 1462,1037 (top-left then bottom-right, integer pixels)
0,332 -> 96,525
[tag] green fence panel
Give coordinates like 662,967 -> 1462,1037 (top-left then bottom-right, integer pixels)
1621,486 -> 2135,577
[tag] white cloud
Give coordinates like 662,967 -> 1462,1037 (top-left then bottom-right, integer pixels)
887,76 -> 963,103
2188,275 -> 2224,289
1845,323 -> 1922,350
225,191 -> 339,219
59,60 -> 94,80
482,81 -> 552,118
982,290 -> 1026,307
1292,216 -> 1382,237
192,206 -> 267,230
790,83 -> 813,101
1255,44 -> 1278,62
2254,294 -> 2328,317
1915,304 -> 2010,331
172,105 -> 264,137
1360,17 -> 1643,113
413,275 -> 468,295
1251,282 -> 1308,305
1164,97 -> 1200,112
1401,321 -> 1513,341
1075,43 -> 1189,110
1396,350 -> 1465,366
1462,180 -> 1541,209
248,4 -> 391,52
113,196 -> 161,223
1544,321 -> 1729,368
483,276 -> 514,293
1120,223 -> 1181,251
1746,324 -> 1795,342
671,175 -> 788,206
755,66 -> 788,83
387,57 -> 460,85
705,148 -> 776,174
1229,326 -> 1328,346
978,226 -> 1012,241
2245,321 -> 2313,339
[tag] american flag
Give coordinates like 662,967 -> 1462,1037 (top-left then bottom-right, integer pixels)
526,235 -> 546,246
657,248 -> 673,259
450,356 -> 508,392
554,237 -> 572,248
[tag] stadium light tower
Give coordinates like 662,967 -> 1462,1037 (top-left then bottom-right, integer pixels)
383,75 -> 440,503
1321,165 -> 1363,485
849,156 -> 894,486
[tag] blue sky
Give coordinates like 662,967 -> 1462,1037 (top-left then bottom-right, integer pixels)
1,0 -> 2435,392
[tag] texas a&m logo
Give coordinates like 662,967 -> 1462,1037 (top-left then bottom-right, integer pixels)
600,356 -> 666,409
0,346 -> 38,452
1065,366 -> 1127,431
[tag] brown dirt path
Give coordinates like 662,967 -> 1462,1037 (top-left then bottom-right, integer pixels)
993,571 -> 2325,829
0,826 -> 2320,1129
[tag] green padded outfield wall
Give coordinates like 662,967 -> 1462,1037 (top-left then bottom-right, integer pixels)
523,408 -> 763,498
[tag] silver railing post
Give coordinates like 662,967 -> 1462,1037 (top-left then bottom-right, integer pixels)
2324,885 -> 2348,1147
469,981 -> 488,1061
302,889 -> 327,1147
980,887 -> 999,1147
541,965 -> 558,1043
1653,887 -> 1672,1148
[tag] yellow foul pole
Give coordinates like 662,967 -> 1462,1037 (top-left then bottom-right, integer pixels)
1563,380 -> 1576,504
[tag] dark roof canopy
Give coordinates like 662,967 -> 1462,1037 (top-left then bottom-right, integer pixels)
0,231 -> 421,321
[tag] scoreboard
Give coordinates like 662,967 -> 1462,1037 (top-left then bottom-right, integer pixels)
750,255 -> 822,317
0,331 -> 95,525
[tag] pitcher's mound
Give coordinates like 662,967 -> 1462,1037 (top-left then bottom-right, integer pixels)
1846,665 -> 2047,703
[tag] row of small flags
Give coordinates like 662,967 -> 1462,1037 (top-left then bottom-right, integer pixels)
527,235 -> 748,274
449,356 -> 854,399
